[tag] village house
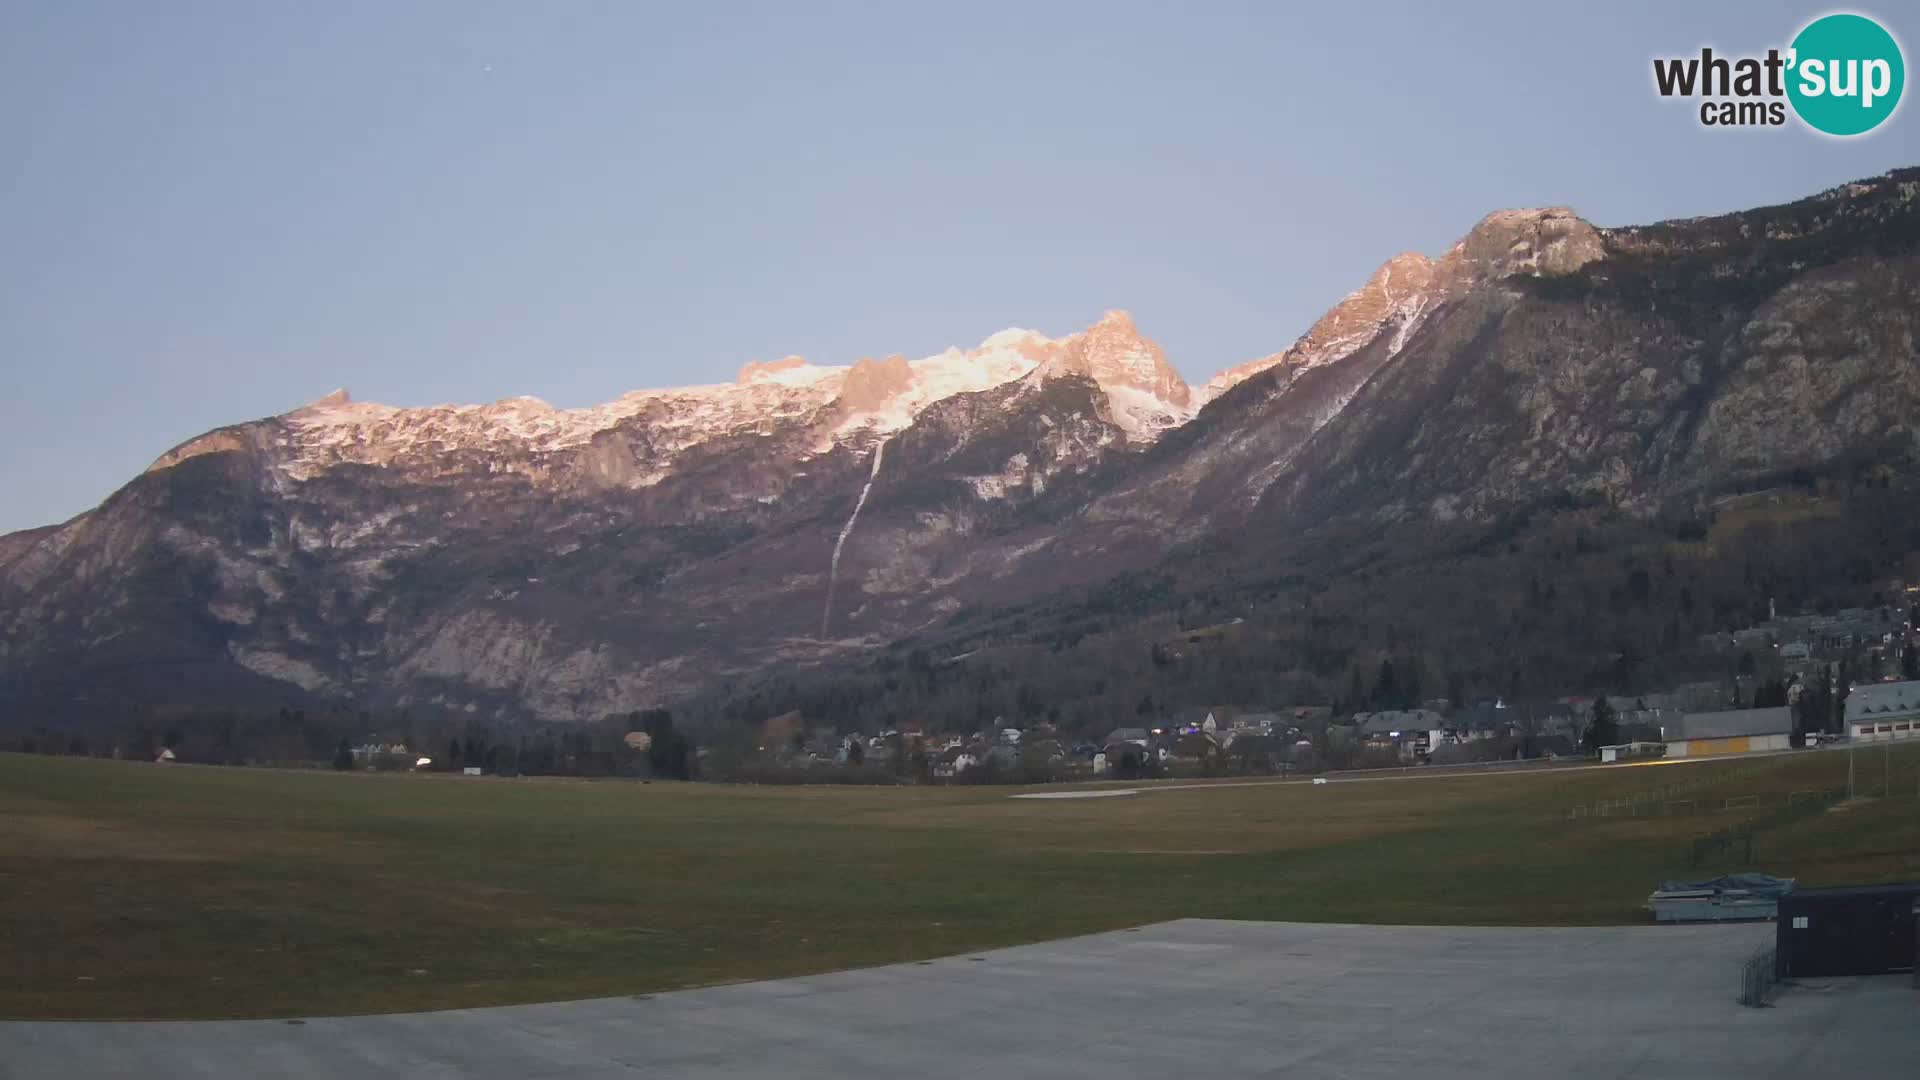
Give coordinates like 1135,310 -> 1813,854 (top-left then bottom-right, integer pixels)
1534,734 -> 1584,758
1608,692 -> 1685,714
351,742 -> 413,769
1225,733 -> 1292,772
1162,708 -> 1220,736
1448,702 -> 1512,742
932,748 -> 978,779
1352,709 -> 1447,760
1844,679 -> 1920,742
1224,711 -> 1283,742
1429,700 -> 1590,759
1097,726 -> 1162,775
1519,702 -> 1582,740
1151,707 -> 1300,749
832,735 -> 862,766
1603,697 -> 1681,742
1167,731 -> 1219,766
1668,680 -> 1744,713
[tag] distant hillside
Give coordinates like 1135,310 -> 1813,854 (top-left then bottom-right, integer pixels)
3,169 -> 1918,734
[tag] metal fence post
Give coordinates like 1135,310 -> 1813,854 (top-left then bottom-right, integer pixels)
1739,946 -> 1779,1007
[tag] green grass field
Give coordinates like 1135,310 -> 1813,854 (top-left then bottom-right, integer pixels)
3,748 -> 1917,1019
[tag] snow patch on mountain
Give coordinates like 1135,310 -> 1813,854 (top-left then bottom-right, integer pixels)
222,313 -> 1206,490
830,332 -> 1056,438
1100,383 -> 1197,440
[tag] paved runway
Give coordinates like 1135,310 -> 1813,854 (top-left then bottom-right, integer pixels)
4,920 -> 1914,1078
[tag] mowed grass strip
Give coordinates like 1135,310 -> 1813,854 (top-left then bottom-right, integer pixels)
1,747 -> 1916,1019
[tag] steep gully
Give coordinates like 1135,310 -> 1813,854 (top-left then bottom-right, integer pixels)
821,437 -> 889,636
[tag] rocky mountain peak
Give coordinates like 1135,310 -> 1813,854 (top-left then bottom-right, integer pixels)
281,388 -> 359,421
832,354 -> 915,414
1200,209 -> 1604,401
1040,310 -> 1191,409
1437,206 -> 1605,286
1087,308 -> 1142,336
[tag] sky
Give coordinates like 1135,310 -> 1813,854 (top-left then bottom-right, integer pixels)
2,1 -> 1916,534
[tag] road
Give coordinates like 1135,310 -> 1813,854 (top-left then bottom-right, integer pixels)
1021,734 -> 1843,795
3,920 -> 1913,1078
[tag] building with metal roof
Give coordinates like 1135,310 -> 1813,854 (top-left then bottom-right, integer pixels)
1844,679 -> 1920,742
1660,706 -> 1792,758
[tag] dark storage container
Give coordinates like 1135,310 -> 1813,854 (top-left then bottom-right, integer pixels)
1775,883 -> 1920,978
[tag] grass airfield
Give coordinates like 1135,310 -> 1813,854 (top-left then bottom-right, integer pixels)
2,747 -> 1916,1019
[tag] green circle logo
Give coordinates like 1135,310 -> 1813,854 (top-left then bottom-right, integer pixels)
1787,13 -> 1905,136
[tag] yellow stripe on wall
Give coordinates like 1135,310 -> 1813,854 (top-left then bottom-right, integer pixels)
1692,736 -> 1751,757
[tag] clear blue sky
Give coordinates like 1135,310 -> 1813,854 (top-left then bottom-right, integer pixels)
2,1 -> 1915,533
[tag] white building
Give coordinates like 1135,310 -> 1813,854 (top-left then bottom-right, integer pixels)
1845,680 -> 1920,742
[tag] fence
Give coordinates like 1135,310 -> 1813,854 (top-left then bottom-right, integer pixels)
1564,746 -> 1920,821
1739,946 -> 1779,1007
1565,760 -> 1782,820
1686,786 -> 1850,867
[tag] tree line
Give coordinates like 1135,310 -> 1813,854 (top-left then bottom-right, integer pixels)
5,706 -> 699,781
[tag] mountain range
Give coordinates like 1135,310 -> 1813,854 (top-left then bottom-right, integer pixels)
4,168 -> 1918,728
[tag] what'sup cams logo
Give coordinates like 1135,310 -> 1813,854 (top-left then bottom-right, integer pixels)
1654,12 -> 1904,135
